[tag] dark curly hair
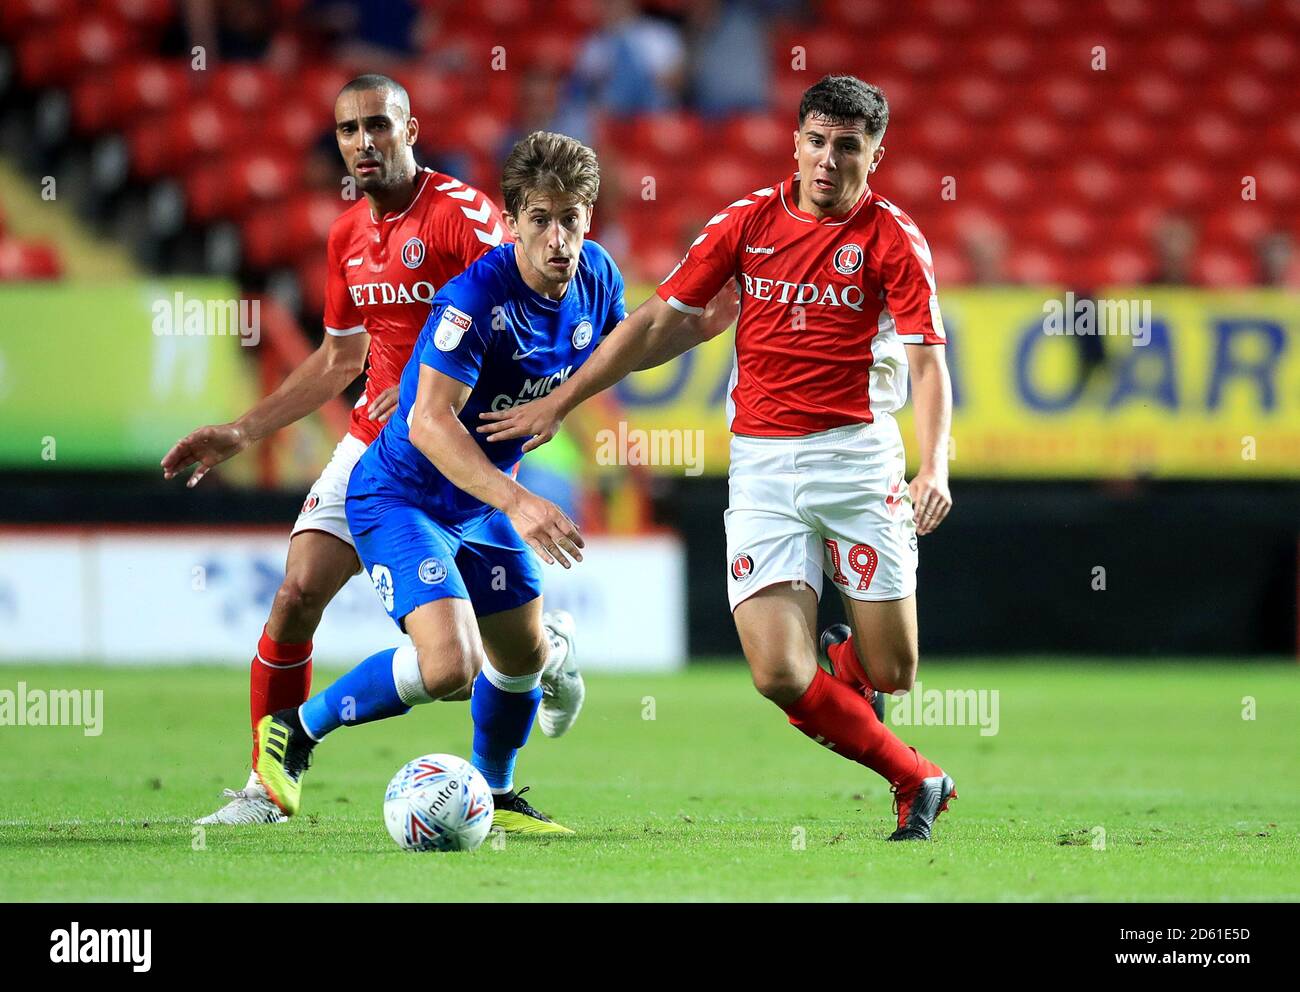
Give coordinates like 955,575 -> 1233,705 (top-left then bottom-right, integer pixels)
797,75 -> 889,140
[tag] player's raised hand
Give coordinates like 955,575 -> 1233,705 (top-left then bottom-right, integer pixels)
161,423 -> 249,488
504,488 -> 585,568
367,385 -> 400,423
909,468 -> 952,536
476,394 -> 563,453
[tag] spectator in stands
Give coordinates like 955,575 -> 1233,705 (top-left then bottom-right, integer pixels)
1255,230 -> 1300,287
499,69 -> 563,162
1148,213 -> 1197,285
174,0 -> 285,63
686,0 -> 790,115
305,0 -> 420,61
962,222 -> 1011,285
561,0 -> 687,141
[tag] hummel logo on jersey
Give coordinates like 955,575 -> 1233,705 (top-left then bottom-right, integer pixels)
512,346 -> 540,360
347,257 -> 363,267
745,245 -> 775,254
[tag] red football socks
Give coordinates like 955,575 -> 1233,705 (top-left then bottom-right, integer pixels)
827,634 -> 876,694
249,627 -> 313,763
783,667 -> 920,785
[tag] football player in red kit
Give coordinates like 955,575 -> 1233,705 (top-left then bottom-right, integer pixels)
479,75 -> 957,840
163,74 -> 583,826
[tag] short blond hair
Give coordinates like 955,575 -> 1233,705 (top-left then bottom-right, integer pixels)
500,131 -> 600,216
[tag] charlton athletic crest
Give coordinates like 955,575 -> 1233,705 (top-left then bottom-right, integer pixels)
401,236 -> 425,269
833,243 -> 864,275
730,553 -> 754,581
300,493 -> 320,515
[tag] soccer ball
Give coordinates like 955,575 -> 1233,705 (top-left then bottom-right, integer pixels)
383,753 -> 494,852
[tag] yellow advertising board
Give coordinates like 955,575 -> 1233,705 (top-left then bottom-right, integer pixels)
609,286 -> 1300,478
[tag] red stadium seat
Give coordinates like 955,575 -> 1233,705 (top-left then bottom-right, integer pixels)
1006,244 -> 1062,284
1215,72 -> 1272,120
0,238 -> 62,280
185,155 -> 301,224
1146,34 -> 1213,77
1125,72 -> 1182,120
1236,33 -> 1299,76
817,0 -> 895,31
0,0 -> 76,39
1155,161 -> 1212,207
1178,113 -> 1245,160
939,75 -> 1004,123
720,114 -> 791,164
880,158 -> 943,207
1003,115 -> 1067,163
975,32 -> 1036,76
210,65 -> 286,112
1203,204 -> 1273,249
1194,247 -> 1254,288
970,158 -> 1035,209
1063,160 -> 1121,209
1086,113 -> 1157,162
1251,158 -> 1300,206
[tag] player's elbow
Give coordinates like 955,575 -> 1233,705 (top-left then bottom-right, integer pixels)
408,409 -> 454,454
328,351 -> 367,382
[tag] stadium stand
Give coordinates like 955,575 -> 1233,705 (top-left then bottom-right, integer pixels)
3,0 -> 1297,301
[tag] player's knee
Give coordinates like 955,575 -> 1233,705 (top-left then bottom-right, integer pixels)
872,648 -> 918,694
414,639 -> 481,700
750,664 -> 807,706
271,576 -> 328,628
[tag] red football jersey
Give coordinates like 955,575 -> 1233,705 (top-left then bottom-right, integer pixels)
324,167 -> 506,444
657,174 -> 945,437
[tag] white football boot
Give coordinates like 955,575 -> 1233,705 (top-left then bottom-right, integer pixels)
538,610 -> 585,738
195,770 -> 288,825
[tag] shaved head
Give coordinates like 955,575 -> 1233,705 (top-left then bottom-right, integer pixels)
334,74 -> 419,210
338,73 -> 410,119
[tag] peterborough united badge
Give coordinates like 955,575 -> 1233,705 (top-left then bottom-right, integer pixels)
730,553 -> 754,581
418,557 -> 447,585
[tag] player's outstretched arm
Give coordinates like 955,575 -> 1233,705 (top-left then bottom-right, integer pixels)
476,285 -> 738,453
905,343 -> 953,535
409,365 -> 584,568
161,330 -> 370,487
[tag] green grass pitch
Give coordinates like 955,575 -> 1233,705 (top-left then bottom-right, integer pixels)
1,660 -> 1296,902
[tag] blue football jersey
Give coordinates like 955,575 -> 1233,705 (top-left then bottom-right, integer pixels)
351,240 -> 627,520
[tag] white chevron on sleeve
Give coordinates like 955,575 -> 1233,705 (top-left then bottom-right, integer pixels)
435,179 -> 463,191
473,223 -> 503,246
447,188 -> 478,201
460,200 -> 492,223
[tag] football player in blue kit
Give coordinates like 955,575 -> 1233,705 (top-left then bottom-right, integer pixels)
252,131 -> 737,833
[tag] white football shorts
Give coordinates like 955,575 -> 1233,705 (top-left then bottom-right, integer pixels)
724,415 -> 918,610
290,433 -> 367,547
